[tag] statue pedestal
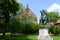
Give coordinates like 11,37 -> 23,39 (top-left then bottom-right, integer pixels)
37,28 -> 53,40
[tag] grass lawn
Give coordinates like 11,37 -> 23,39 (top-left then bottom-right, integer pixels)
0,34 -> 60,40
52,35 -> 60,40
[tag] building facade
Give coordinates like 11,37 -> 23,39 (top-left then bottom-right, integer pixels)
17,4 -> 37,24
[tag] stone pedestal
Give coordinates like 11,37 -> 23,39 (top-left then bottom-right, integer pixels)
37,28 -> 53,40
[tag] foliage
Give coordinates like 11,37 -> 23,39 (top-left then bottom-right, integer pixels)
8,16 -> 39,33
0,0 -> 21,36
47,12 -> 59,22
39,23 -> 44,28
48,24 -> 60,36
19,23 -> 39,33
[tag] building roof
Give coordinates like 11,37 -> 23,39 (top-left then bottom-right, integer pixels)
56,19 -> 60,23
23,4 -> 37,19
54,19 -> 60,25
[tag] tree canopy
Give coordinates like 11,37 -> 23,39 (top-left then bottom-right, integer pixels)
0,0 -> 21,36
47,12 -> 59,22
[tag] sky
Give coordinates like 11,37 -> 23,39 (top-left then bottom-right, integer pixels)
18,0 -> 60,23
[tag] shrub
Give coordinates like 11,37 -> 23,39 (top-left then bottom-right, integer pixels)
48,24 -> 60,36
20,23 -> 39,34
39,24 -> 60,36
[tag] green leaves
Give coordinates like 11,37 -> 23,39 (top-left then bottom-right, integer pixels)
0,0 -> 21,36
49,24 -> 60,36
47,12 -> 59,22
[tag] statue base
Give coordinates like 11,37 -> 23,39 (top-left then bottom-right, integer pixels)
37,28 -> 53,40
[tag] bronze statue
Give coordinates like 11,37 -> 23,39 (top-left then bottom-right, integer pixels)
40,10 -> 49,25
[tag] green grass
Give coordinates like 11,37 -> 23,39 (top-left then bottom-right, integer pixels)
0,34 -> 60,40
52,35 -> 60,40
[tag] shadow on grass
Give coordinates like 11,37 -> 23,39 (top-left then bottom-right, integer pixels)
0,34 -> 31,40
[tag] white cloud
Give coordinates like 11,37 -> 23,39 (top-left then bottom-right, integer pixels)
47,3 -> 60,12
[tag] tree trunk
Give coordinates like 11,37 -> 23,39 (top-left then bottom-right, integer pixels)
2,24 -> 6,39
2,10 -> 9,37
3,31 -> 5,37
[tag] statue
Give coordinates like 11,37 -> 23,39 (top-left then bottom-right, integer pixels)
37,10 -> 53,40
40,10 -> 49,25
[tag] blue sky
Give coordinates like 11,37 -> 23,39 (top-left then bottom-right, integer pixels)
18,0 -> 60,23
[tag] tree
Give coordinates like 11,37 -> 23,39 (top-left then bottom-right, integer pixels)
0,0 -> 21,36
47,12 -> 59,22
10,17 -> 20,33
